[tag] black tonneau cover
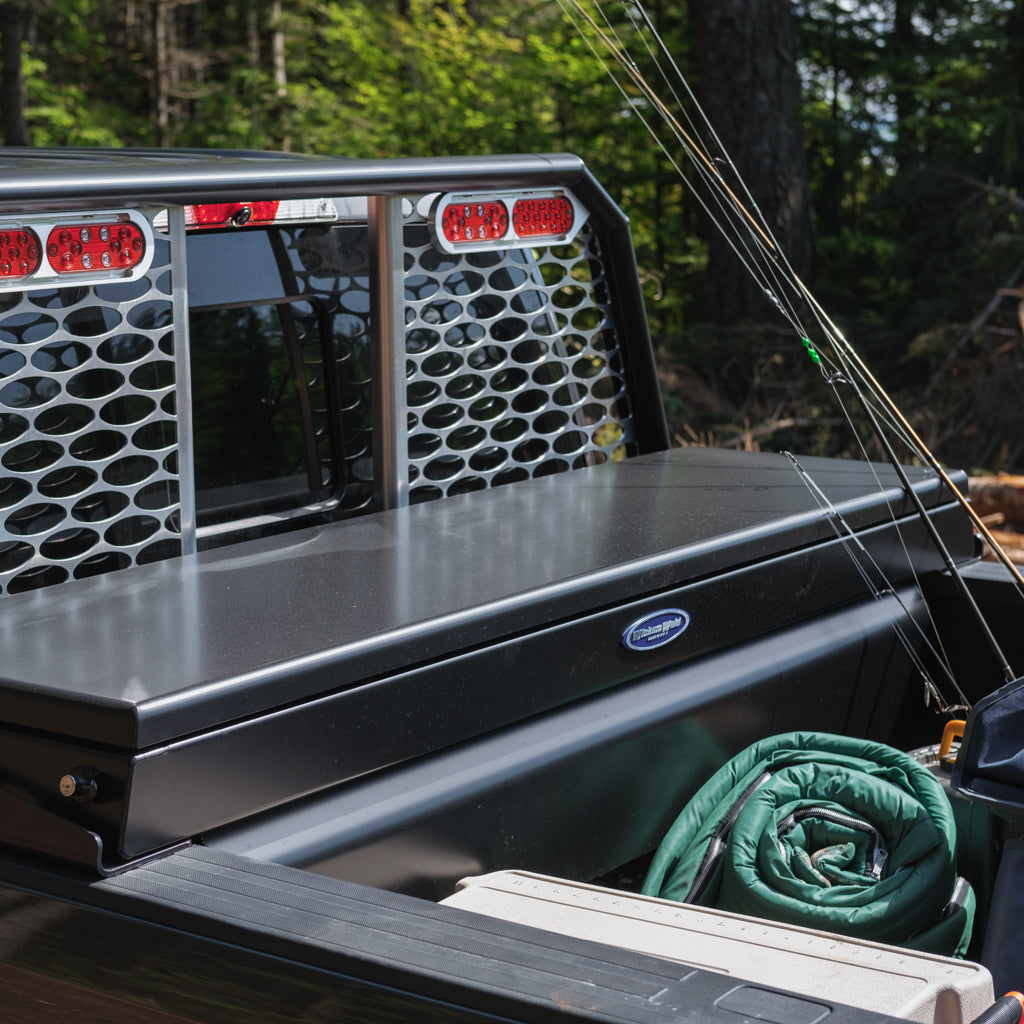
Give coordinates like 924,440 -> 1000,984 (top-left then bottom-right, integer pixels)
0,446 -> 972,863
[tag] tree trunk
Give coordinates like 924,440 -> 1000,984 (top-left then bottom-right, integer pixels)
689,0 -> 813,325
892,0 -> 919,171
0,1 -> 28,146
271,0 -> 289,151
155,0 -> 171,146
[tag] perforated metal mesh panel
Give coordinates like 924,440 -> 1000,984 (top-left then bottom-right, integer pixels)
0,193 -> 641,593
403,212 -> 637,503
277,207 -> 638,508
0,222 -> 183,595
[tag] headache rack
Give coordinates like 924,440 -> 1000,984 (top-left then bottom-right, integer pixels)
0,151 -> 667,595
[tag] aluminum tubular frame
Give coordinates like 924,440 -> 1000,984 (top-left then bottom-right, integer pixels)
369,194 -> 411,510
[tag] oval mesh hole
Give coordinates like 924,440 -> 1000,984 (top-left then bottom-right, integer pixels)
0,479 -> 32,509
469,446 -> 508,472
38,466 -> 98,499
132,422 -> 176,452
468,396 -> 507,422
103,455 -> 160,487
447,425 -> 487,451
32,340 -> 92,373
101,394 -> 156,426
0,350 -> 26,377
72,491 -> 131,523
104,515 -> 160,547
69,429 -> 127,461
98,334 -> 155,364
129,360 -> 174,391
513,438 -> 549,464
2,439 -> 63,473
74,551 -> 132,579
0,312 -> 59,345
424,455 -> 465,481
409,433 -> 443,460
135,480 -> 179,510
0,376 -> 61,409
0,540 -> 33,572
512,390 -> 547,415
126,300 -> 171,330
0,412 -> 29,443
40,527 -> 100,561
64,305 -> 122,337
67,367 -> 125,400
445,374 -> 485,400
8,565 -> 68,593
34,403 -> 95,435
422,403 -> 464,430
5,502 -> 67,536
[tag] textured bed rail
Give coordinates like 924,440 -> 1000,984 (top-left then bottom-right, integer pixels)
90,845 -> 909,1024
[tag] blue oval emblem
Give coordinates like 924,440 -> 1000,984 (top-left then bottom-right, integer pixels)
622,609 -> 690,652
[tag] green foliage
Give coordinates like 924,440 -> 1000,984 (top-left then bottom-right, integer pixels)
9,0 -> 1024,469
277,0 -> 578,157
19,0 -> 149,145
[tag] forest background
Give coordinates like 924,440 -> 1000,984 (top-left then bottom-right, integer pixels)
3,0 -> 1024,474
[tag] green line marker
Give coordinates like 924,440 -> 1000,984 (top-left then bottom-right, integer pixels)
802,337 -> 821,365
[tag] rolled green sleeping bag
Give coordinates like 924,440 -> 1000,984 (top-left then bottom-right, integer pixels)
641,731 -> 975,956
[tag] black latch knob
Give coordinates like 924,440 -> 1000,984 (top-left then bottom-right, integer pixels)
58,767 -> 98,804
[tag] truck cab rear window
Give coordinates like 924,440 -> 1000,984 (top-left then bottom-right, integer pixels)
189,297 -> 338,526
184,224 -> 354,536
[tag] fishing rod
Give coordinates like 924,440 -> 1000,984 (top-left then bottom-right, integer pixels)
562,0 -> 1024,586
559,0 -> 1024,688
827,339 -> 1016,686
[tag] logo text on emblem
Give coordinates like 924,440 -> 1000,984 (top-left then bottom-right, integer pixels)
622,608 -> 691,652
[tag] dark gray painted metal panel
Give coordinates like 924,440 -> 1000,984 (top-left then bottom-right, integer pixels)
0,447 -> 971,750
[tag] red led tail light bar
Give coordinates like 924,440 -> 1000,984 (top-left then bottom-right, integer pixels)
440,201 -> 509,246
0,210 -> 154,293
511,196 -> 576,238
431,189 -> 586,253
0,228 -> 43,281
46,221 -> 147,275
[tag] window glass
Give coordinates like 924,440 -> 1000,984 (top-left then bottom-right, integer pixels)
190,298 -> 332,524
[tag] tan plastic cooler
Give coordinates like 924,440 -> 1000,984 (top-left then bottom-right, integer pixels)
442,871 -> 993,1024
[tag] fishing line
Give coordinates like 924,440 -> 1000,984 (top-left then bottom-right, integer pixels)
785,450 -> 969,713
614,0 -> 858,364
558,0 -> 830,369
827,358 -> 961,685
556,0 -> 792,325
592,0 -> 967,456
616,0 -> 803,319
569,0 -> 1024,561
825,329 -> 1015,682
